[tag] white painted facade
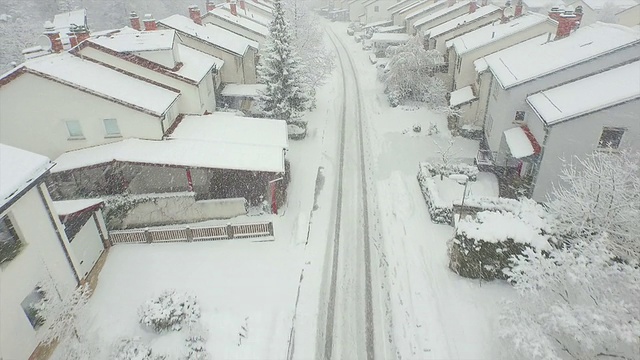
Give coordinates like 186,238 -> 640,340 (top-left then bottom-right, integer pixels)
350,0 -> 368,21
447,16 -> 557,91
0,73 -> 180,159
201,14 -> 268,45
483,40 -> 640,153
159,26 -> 258,84
0,183 -> 79,360
76,46 -> 216,115
393,0 -> 436,26
364,0 -> 397,23
525,99 -> 640,202
405,1 -> 449,34
428,10 -> 502,53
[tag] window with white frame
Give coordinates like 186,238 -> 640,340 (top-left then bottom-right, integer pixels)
598,127 -> 625,149
0,215 -> 23,264
65,120 -> 83,139
103,118 -> 121,137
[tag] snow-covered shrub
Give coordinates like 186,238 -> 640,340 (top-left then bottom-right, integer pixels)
449,202 -> 555,280
500,236 -> 640,359
420,162 -> 479,181
185,334 -> 210,360
111,337 -> 153,360
139,291 -> 201,333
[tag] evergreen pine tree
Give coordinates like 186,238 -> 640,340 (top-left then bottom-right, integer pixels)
257,0 -> 309,122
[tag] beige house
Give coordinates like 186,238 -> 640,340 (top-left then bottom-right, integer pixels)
157,14 -> 259,84
404,0 -> 449,32
0,52 -> 181,159
74,28 -> 222,115
413,1 -> 472,36
392,0 -> 436,26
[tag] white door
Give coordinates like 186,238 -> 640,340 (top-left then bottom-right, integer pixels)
69,218 -> 105,279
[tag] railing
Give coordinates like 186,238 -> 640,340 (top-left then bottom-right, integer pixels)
109,221 -> 274,245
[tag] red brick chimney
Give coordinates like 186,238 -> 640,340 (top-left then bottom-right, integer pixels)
230,1 -> 238,15
469,0 -> 478,13
206,0 -> 216,12
189,5 -> 202,25
555,11 -> 577,39
44,21 -> 64,53
130,11 -> 141,30
548,7 -> 563,21
74,25 -> 90,43
514,0 -> 523,17
143,14 -> 157,31
239,0 -> 247,11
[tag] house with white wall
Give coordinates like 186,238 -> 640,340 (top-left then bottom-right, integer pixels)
426,4 -> 502,53
520,61 -> 640,201
213,2 -> 273,26
73,29 -> 222,115
0,144 -> 80,360
349,0 -> 369,21
446,12 -> 556,91
476,21 -> 640,178
569,0 -> 640,26
0,52 -> 181,159
157,14 -> 259,84
201,5 -> 269,45
404,0 -> 449,32
364,0 -> 397,23
244,0 -> 275,17
413,1 -> 472,35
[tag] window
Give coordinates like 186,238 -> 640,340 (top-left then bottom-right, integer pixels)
103,118 -> 121,137
0,215 -> 23,264
65,120 -> 83,139
374,5 -> 379,11
514,111 -> 525,122
598,127 -> 625,149
21,287 -> 46,329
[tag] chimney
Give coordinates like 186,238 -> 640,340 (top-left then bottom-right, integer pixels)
73,25 -> 90,43
44,21 -> 64,53
130,11 -> 141,30
143,14 -> 157,31
514,0 -> 523,17
573,5 -> 583,28
206,0 -> 216,12
469,0 -> 478,13
555,11 -> 577,39
189,5 -> 202,25
230,0 -> 238,15
240,0 -> 247,11
548,7 -> 563,21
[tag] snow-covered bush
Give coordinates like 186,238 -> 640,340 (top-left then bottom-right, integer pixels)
500,236 -> 640,359
139,291 -> 201,333
111,337 -> 153,360
420,162 -> 479,181
417,167 -> 454,224
449,205 -> 554,280
185,333 -> 210,360
382,36 -> 445,107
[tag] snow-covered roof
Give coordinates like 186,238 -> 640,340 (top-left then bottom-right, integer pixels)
429,5 -> 501,38
245,0 -> 274,14
446,12 -> 550,55
503,126 -> 538,158
474,57 -> 489,72
53,198 -> 104,216
377,25 -> 406,33
449,85 -> 476,106
90,29 -> 176,52
414,1 -> 470,29
522,0 -> 564,9
371,33 -> 411,43
158,15 -> 258,56
169,113 -> 288,149
527,61 -> 640,125
393,0 -> 430,15
580,0 -> 638,11
10,53 -> 179,116
483,22 -> 640,89
206,7 -> 269,36
388,0 -> 417,12
175,44 -> 223,82
52,138 -> 285,174
363,20 -> 393,29
0,144 -> 52,210
52,9 -> 87,34
215,3 -> 272,26
405,0 -> 447,21
221,83 -> 266,97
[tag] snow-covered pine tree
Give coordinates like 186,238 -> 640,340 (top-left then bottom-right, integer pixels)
257,0 -> 310,122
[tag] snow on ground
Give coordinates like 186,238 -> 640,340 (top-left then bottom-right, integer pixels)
331,22 -> 517,359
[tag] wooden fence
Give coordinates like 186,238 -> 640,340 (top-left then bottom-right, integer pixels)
109,221 -> 274,245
